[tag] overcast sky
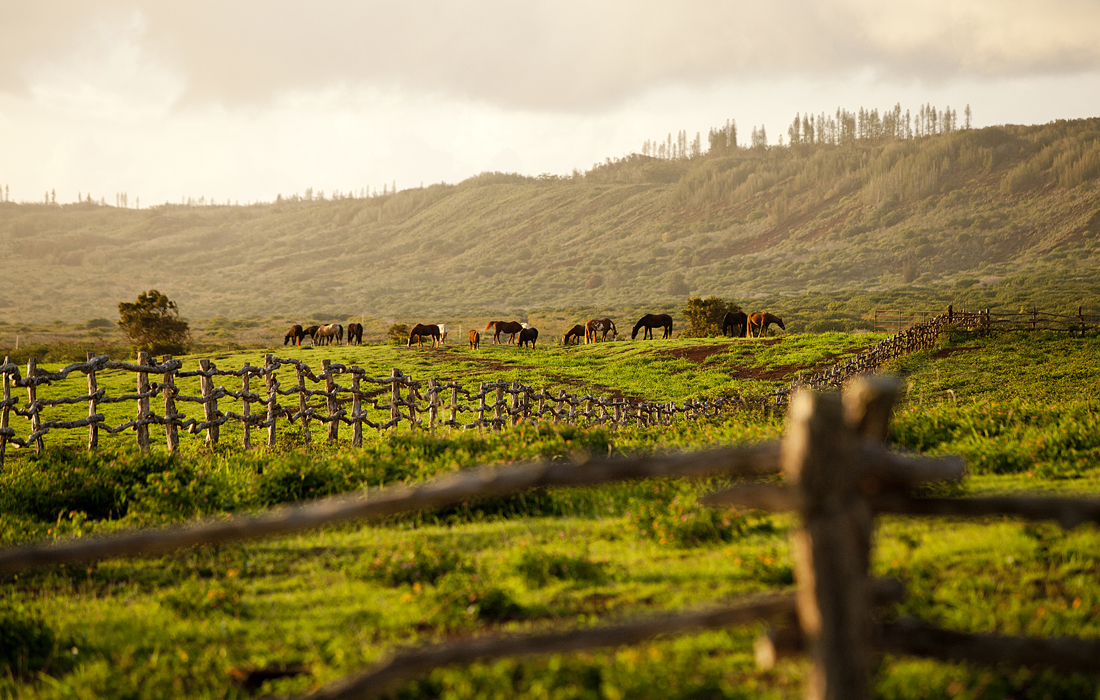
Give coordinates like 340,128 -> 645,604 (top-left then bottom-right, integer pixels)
2,0 -> 1100,206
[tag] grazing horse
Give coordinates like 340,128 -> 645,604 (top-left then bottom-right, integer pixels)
408,323 -> 441,347
284,324 -> 305,346
563,324 -> 585,345
468,330 -> 480,350
303,325 -> 321,346
747,312 -> 786,338
347,323 -> 363,345
485,320 -> 524,344
631,313 -> 673,340
722,311 -> 749,338
436,324 -> 448,344
518,327 -> 539,348
315,323 -> 344,346
585,318 -> 617,343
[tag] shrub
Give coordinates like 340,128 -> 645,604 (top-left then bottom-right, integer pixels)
387,323 -> 411,343
117,289 -> 191,357
429,572 -> 527,628
682,296 -> 741,337
625,481 -> 752,547
515,550 -> 611,587
360,540 -> 467,586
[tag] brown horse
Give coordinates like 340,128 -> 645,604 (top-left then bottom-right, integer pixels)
518,327 -> 539,348
563,324 -> 585,345
723,311 -> 748,338
468,329 -> 480,350
408,323 -> 441,347
747,312 -> 786,338
284,324 -> 305,346
485,320 -> 524,344
585,318 -> 617,343
631,313 -> 673,340
303,325 -> 320,346
347,322 -> 364,346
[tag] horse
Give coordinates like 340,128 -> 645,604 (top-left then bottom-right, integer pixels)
585,318 -> 617,343
631,313 -> 673,340
408,323 -> 441,347
436,324 -> 448,344
346,322 -> 363,346
303,325 -> 320,346
468,330 -> 480,350
284,324 -> 305,346
315,323 -> 343,346
723,311 -> 749,338
747,312 -> 786,338
563,324 -> 585,345
518,327 -> 539,348
485,320 -> 524,344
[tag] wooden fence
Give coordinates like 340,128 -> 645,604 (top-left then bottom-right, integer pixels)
1,376 -> 1097,699
0,350 -> 782,467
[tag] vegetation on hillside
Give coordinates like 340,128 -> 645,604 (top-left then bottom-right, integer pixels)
0,116 -> 1097,329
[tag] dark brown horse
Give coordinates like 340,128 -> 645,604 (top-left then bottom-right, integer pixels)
284,324 -> 305,346
485,320 -> 524,344
585,318 -> 617,343
518,327 -> 539,348
747,312 -> 786,338
468,329 -> 480,350
408,323 -> 441,347
346,322 -> 364,345
723,311 -> 748,338
631,313 -> 673,340
303,325 -> 320,346
563,324 -> 585,345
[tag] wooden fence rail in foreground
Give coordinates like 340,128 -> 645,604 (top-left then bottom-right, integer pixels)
2,376 -> 1098,699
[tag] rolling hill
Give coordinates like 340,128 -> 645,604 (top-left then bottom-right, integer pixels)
1,118 -> 1098,333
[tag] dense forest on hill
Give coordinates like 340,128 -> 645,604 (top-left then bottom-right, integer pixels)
1,116 -> 1098,331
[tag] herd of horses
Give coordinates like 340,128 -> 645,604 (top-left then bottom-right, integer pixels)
284,312 -> 785,349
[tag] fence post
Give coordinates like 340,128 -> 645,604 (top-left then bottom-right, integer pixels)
297,362 -> 312,444
450,384 -> 458,426
511,383 -> 521,427
406,376 -> 418,427
537,387 -> 546,423
136,352 -> 152,453
555,390 -> 566,424
86,351 -> 99,450
947,305 -> 953,325
428,379 -> 438,429
323,360 -> 339,443
0,356 -> 10,467
494,383 -> 503,432
26,359 -> 43,453
162,355 -> 179,452
477,382 -> 487,429
784,389 -> 873,700
390,369 -> 402,429
199,359 -> 220,447
264,354 -> 278,448
351,371 -> 363,447
242,362 -> 253,450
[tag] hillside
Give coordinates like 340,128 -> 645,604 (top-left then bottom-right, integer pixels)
1,118 -> 1098,330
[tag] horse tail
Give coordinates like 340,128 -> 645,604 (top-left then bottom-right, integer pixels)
485,321 -> 496,331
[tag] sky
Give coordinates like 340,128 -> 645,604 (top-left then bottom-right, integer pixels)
2,0 -> 1100,206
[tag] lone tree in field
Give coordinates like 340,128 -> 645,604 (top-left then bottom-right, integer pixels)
683,296 -> 742,337
117,289 -> 190,357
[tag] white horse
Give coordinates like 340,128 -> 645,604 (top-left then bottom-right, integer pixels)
436,323 -> 448,344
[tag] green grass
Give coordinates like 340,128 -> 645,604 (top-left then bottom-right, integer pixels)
2,330 -> 1100,698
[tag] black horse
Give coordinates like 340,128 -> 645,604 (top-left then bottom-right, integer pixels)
347,322 -> 364,345
723,311 -> 748,338
518,327 -> 539,348
631,314 -> 673,340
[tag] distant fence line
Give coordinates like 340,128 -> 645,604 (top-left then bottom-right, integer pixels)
2,306 -> 1093,464
0,351 -> 782,465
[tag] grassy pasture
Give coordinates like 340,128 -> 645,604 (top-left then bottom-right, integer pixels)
1,331 -> 1099,699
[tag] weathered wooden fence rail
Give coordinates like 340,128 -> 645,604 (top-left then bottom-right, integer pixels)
1,376 -> 1096,699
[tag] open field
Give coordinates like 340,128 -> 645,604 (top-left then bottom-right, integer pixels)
2,330 -> 1099,698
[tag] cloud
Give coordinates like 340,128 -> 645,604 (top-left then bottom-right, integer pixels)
3,1 -> 1100,113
